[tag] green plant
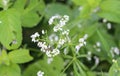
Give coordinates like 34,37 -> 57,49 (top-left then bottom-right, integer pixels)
0,0 -> 120,76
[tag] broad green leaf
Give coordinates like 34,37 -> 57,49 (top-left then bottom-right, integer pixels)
0,50 -> 10,65
13,0 -> 45,27
8,49 -> 33,64
0,63 -> 21,76
72,0 -> 87,6
0,9 -> 22,50
109,58 -> 120,76
98,0 -> 120,23
97,29 -> 116,59
23,56 -> 64,76
45,3 -> 71,19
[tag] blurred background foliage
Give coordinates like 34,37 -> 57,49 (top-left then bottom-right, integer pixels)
0,0 -> 120,76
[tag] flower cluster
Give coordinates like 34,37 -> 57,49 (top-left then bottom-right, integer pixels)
93,41 -> 101,52
110,47 -> 120,58
31,32 -> 60,58
75,34 -> 88,53
31,15 -> 70,58
37,70 -> 44,76
48,14 -> 69,32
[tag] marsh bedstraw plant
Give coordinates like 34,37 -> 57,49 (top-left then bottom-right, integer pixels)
31,14 -> 89,75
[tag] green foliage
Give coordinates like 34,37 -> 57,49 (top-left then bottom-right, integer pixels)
0,0 -> 120,76
0,63 -> 21,76
8,49 -> 33,64
45,3 -> 71,19
109,58 -> 120,76
0,50 -> 10,65
23,56 -> 64,76
13,0 -> 45,27
0,9 -> 22,50
98,0 -> 120,23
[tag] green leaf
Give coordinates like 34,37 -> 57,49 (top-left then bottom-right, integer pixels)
97,29 -> 116,59
98,0 -> 120,23
0,50 -> 10,65
72,0 -> 87,6
45,3 -> 71,19
13,0 -> 45,27
23,56 -> 64,76
0,63 -> 21,76
0,9 -> 22,50
109,58 -> 120,76
8,49 -> 33,64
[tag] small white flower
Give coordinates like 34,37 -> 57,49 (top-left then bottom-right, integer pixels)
63,15 -> 69,22
30,32 -> 40,42
94,56 -> 99,66
52,48 -> 60,56
53,24 -> 62,32
64,48 -> 68,55
37,71 -> 44,76
49,34 -> 59,42
112,59 -> 117,63
46,51 -> 52,57
83,34 -> 88,40
75,45 -> 81,53
96,48 -> 101,52
48,14 -> 61,25
87,51 -> 92,61
47,57 -> 53,64
113,47 -> 119,55
103,19 -> 107,23
58,38 -> 66,45
96,42 -> 101,47
62,30 -> 69,35
78,6 -> 83,11
107,23 -> 112,29
42,30 -> 45,34
2,0 -> 8,6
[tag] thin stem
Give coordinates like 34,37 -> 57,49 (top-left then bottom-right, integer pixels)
61,57 -> 75,74
77,54 -> 88,58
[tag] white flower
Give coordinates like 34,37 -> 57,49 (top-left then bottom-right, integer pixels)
53,24 -> 62,32
78,6 -> 83,11
48,14 -> 61,25
52,48 -> 60,56
47,57 -> 53,64
83,34 -> 88,40
63,15 -> 69,22
46,48 -> 60,57
79,38 -> 86,45
96,48 -> 101,52
46,51 -> 52,57
42,30 -> 45,34
37,71 -> 44,76
49,34 -> 59,42
87,51 -> 92,61
62,29 -> 69,35
2,0 -> 8,7
75,45 -> 81,53
75,34 -> 88,53
30,32 -> 40,42
64,48 -> 68,55
96,42 -> 101,47
113,47 -> 119,55
103,19 -> 107,23
107,23 -> 112,29
94,56 -> 99,66
37,42 -> 48,52
58,38 -> 66,45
